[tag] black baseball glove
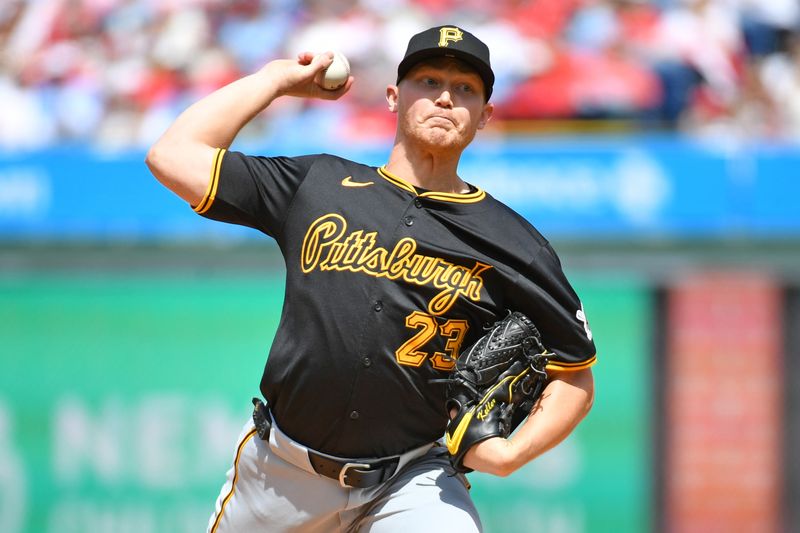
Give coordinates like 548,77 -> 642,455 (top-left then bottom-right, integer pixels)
443,311 -> 550,473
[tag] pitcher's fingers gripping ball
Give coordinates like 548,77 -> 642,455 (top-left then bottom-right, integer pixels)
317,51 -> 350,90
444,311 -> 551,472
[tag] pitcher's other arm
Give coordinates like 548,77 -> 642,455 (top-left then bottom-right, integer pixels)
463,367 -> 594,477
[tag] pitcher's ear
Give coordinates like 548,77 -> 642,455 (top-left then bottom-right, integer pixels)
477,102 -> 494,130
386,85 -> 399,112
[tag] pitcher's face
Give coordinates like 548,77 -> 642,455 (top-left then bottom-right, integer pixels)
388,57 -> 493,153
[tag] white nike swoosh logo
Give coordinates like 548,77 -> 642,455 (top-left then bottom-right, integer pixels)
341,176 -> 374,188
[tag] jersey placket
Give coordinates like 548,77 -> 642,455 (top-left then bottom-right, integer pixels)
342,193 -> 426,435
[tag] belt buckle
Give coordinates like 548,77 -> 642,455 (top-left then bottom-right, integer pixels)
338,462 -> 371,488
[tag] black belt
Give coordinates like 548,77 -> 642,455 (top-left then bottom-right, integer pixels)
252,398 -> 400,489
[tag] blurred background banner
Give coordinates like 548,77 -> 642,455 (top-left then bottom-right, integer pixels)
0,274 -> 652,533
0,275 -> 284,533
2,139 -> 800,242
2,0 -> 800,532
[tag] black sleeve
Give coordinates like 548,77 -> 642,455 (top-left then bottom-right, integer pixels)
193,149 -> 317,240
508,242 -> 597,371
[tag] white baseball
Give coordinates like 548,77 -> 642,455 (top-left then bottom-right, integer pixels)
321,52 -> 350,90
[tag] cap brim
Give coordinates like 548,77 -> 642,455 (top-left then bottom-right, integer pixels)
397,48 -> 495,100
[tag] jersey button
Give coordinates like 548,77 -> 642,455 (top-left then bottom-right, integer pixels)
404,216 -> 414,226
414,199 -> 423,209
349,410 -> 360,420
362,357 -> 372,367
373,300 -> 383,312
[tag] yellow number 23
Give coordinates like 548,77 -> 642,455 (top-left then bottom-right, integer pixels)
395,311 -> 469,371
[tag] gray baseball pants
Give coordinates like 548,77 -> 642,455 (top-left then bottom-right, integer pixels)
206,414 -> 482,532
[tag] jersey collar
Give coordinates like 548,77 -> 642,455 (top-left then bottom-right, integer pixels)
377,167 -> 486,204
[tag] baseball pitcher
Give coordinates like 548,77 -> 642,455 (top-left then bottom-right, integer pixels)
146,25 -> 596,532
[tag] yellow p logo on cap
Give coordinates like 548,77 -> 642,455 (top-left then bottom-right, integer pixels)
438,27 -> 463,47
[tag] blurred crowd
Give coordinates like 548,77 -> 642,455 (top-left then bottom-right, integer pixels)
1,0 -> 799,150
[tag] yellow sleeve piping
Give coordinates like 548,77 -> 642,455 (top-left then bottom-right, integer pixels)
193,148 -> 225,214
546,354 -> 597,372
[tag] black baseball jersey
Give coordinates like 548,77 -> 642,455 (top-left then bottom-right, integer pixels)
194,148 -> 596,458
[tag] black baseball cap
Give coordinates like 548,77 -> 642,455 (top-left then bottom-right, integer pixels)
396,25 -> 495,100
